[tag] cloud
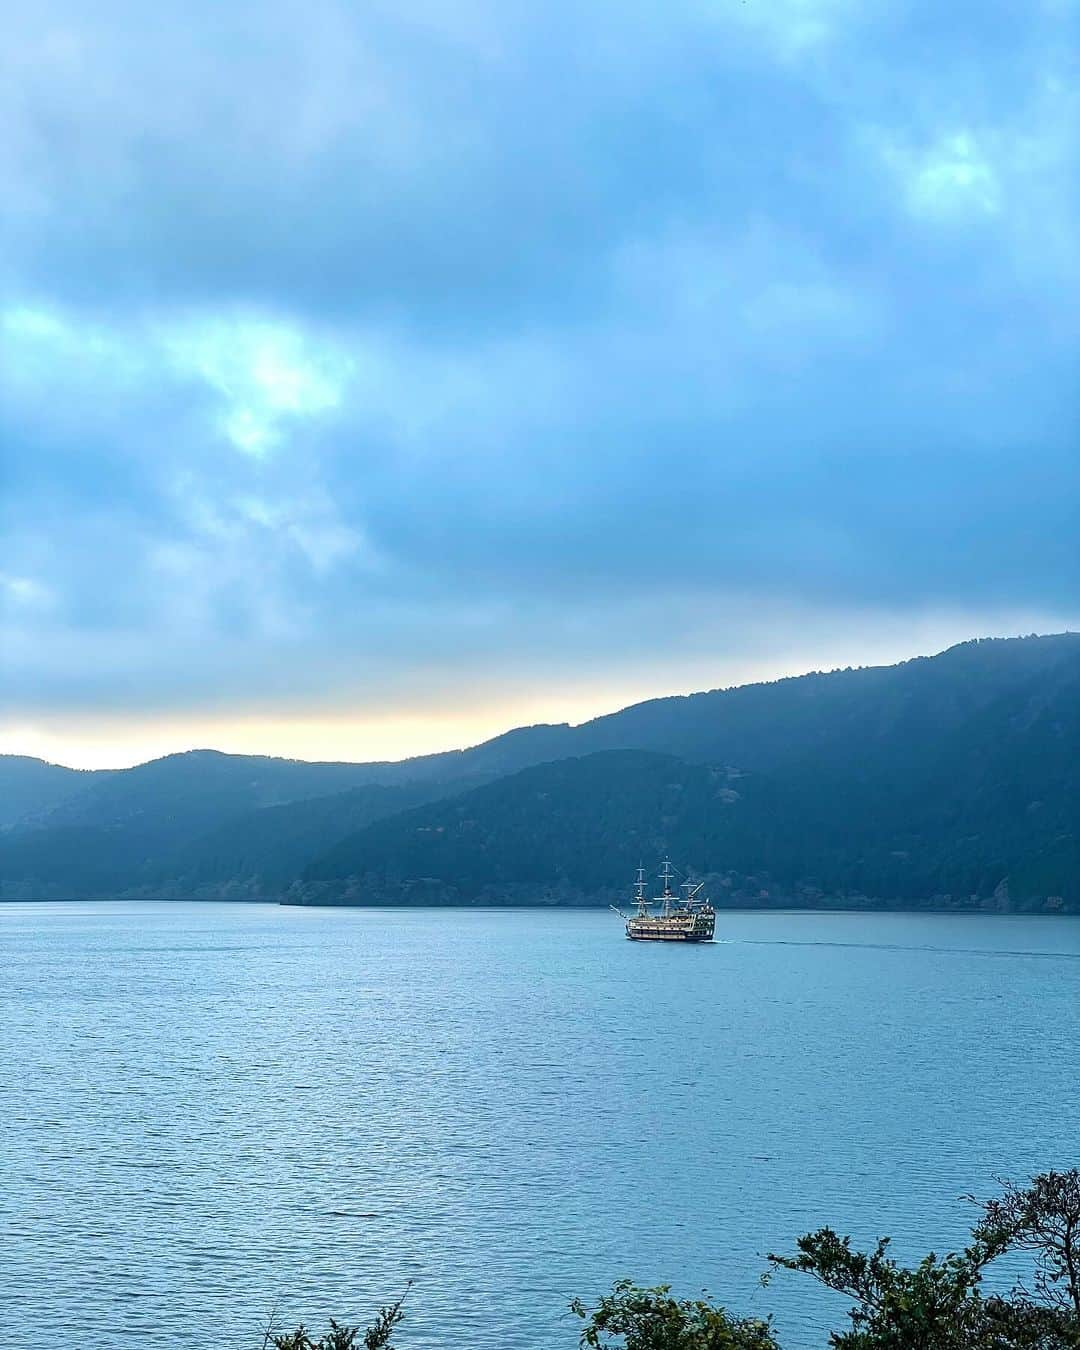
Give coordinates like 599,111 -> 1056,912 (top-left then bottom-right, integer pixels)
161,317 -> 354,455
714,0 -> 869,59
1,0 -> 1077,757
879,130 -> 1001,221
0,573 -> 56,612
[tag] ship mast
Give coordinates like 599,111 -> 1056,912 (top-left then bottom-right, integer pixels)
635,864 -> 648,916
659,858 -> 675,917
682,880 -> 705,907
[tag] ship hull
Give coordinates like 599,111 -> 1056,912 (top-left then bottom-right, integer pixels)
627,930 -> 712,942
625,917 -> 715,942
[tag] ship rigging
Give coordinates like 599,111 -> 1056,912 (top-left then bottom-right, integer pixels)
612,860 -> 716,942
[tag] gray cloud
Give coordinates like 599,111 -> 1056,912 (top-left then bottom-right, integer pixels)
2,0 -> 1077,738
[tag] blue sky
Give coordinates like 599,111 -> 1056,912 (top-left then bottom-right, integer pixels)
2,0 -> 1078,767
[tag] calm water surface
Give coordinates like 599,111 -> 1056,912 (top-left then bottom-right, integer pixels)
4,903 -> 1080,1349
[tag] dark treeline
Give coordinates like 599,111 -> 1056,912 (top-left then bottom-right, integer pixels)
3,634 -> 1079,910
268,1171 -> 1080,1349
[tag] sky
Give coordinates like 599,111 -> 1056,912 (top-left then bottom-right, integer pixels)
2,0 -> 1078,769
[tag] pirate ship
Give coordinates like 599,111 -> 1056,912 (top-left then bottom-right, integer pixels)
612,860 -> 716,942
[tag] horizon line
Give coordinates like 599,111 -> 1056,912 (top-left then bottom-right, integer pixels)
5,629 -> 1075,774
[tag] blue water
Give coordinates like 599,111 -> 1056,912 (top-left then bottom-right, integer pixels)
4,903 -> 1080,1349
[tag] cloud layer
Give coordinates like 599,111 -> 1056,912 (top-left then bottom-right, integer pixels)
3,0 -> 1078,763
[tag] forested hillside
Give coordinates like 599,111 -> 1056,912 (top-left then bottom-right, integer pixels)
295,727 -> 1078,910
3,634 -> 1078,908
0,757 -> 101,829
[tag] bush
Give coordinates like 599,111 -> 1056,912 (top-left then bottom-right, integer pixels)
270,1172 -> 1080,1348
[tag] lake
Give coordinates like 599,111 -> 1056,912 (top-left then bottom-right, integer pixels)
4,902 -> 1080,1348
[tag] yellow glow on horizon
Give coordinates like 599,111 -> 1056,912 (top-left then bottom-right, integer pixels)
3,613 -> 1073,771
2,681 -> 686,771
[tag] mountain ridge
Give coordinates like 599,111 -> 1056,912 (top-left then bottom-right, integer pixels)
9,633 -> 1076,790
3,632 -> 1078,909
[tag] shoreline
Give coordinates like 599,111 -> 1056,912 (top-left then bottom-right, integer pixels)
3,895 -> 1078,917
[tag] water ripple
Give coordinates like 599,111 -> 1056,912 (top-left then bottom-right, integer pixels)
3,903 -> 1079,1350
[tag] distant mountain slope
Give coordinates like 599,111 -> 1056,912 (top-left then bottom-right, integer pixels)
0,776 -> 480,899
156,775 -> 483,894
8,634 -> 1078,836
298,669 -> 1080,906
296,634 -> 1080,909
3,633 -> 1079,906
26,748 -> 422,840
301,751 -> 726,903
1,728 -> 580,835
0,757 -> 100,829
566,631 -> 1080,772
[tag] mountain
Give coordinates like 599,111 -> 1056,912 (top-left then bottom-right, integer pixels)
16,747 -> 432,836
0,731 -> 583,838
3,633 -> 1079,908
9,632 -> 1076,836
0,735 -> 563,899
564,629 -> 1080,771
152,775 -> 485,896
300,751 -> 734,905
284,633 -> 1080,912
297,713 -> 1080,909
0,756 -> 484,899
0,757 -> 101,829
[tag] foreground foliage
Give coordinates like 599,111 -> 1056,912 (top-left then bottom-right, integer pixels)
763,1169 -> 1080,1347
270,1172 -> 1080,1348
267,1288 -> 408,1350
570,1279 -> 779,1350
